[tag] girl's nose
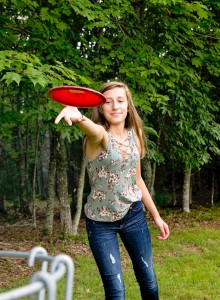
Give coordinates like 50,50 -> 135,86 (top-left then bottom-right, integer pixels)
112,100 -> 119,110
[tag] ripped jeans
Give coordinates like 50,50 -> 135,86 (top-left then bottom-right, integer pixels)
86,200 -> 159,300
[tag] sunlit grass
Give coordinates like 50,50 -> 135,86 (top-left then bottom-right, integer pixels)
1,206 -> 220,299
71,224 -> 220,300
152,226 -> 220,300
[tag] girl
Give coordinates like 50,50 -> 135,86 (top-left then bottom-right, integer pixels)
55,81 -> 170,300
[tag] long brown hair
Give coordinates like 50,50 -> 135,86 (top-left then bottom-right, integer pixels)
91,81 -> 146,158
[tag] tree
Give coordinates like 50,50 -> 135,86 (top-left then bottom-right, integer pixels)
72,156 -> 87,235
1,0 -> 220,232
56,132 -> 72,235
0,51 -> 88,233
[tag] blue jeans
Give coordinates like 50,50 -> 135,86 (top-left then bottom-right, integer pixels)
86,201 -> 159,300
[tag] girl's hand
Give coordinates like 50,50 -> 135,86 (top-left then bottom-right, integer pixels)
153,217 -> 170,240
54,106 -> 84,126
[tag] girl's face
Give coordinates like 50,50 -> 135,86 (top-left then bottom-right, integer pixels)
102,87 -> 128,125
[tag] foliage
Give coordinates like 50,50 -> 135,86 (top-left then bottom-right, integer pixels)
145,0 -> 220,170
0,0 -> 220,212
0,50 -> 90,87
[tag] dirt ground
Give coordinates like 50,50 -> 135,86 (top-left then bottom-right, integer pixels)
0,207 -> 90,287
0,205 -> 219,288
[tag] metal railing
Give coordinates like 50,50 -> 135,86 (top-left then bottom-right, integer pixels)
0,246 -> 74,300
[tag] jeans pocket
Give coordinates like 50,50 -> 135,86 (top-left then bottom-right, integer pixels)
130,200 -> 142,212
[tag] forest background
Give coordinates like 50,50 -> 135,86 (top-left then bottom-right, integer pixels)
1,0 -> 220,236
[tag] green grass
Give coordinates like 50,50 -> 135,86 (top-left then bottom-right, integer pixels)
72,225 -> 220,300
153,227 -> 220,300
1,207 -> 220,299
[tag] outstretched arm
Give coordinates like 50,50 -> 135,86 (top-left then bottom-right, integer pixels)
54,106 -> 106,147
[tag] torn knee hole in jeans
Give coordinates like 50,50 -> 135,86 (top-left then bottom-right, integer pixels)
141,257 -> 149,268
110,253 -> 116,264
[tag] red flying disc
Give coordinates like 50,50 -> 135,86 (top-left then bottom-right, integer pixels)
48,86 -> 106,108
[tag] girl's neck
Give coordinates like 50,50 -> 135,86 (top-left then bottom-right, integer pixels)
109,126 -> 128,141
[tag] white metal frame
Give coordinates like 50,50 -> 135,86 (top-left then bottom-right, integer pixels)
0,246 -> 74,300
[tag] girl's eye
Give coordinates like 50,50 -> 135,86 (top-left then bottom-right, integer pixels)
104,99 -> 125,104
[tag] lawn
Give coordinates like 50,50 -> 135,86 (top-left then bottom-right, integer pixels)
73,219 -> 220,299
0,206 -> 220,299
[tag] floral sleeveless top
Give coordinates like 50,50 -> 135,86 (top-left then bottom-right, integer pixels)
84,129 -> 142,222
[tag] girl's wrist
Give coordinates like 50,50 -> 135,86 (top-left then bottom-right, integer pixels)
76,114 -> 85,123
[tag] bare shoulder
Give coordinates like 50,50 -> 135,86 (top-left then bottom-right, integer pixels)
86,126 -> 108,159
86,125 -> 107,145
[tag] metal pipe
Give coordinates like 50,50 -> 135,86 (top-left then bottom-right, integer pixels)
0,247 -> 74,300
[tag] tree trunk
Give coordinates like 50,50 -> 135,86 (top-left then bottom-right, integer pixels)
0,138 -> 5,213
189,174 -> 193,205
41,129 -> 51,200
45,131 -> 57,234
141,158 -> 152,190
171,166 -> 177,206
182,168 -> 191,213
56,134 -> 73,236
211,171 -> 214,206
72,156 -> 86,235
149,128 -> 161,198
17,125 -> 30,215
32,121 -> 40,228
150,162 -> 156,198
217,160 -> 220,202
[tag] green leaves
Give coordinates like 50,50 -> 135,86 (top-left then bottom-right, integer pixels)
1,0 -> 220,169
0,50 -> 91,88
2,72 -> 22,85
